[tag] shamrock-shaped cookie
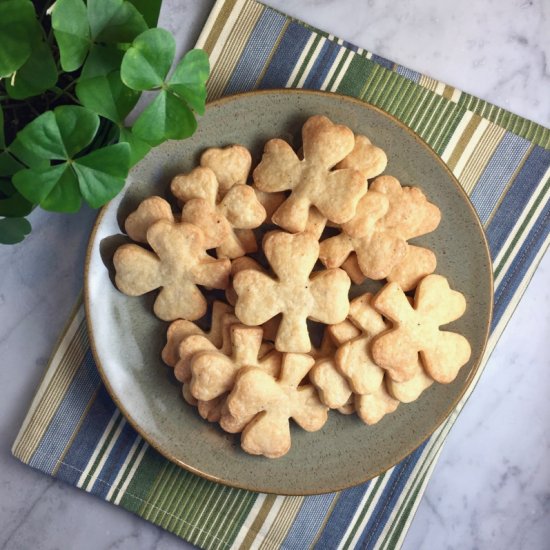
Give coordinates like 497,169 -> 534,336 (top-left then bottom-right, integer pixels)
372,274 -> 471,383
161,301 -> 233,367
253,115 -> 366,233
171,165 -> 265,258
233,231 -> 351,352
227,353 -> 328,458
190,324 -> 281,401
355,384 -> 399,425
114,220 -> 230,321
319,175 -> 441,280
334,293 -> 386,394
124,196 -> 174,243
342,244 -> 437,292
200,144 -> 252,198
336,134 -> 387,180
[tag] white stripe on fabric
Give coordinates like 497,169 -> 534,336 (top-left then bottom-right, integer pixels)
488,235 -> 550,353
320,46 -> 346,90
337,474 -> 391,550
297,37 -> 327,88
452,119 -> 490,179
12,307 -> 85,453
105,435 -> 142,501
113,441 -> 149,505
76,409 -> 120,488
230,494 -> 267,549
441,111 -> 474,163
331,50 -> 355,91
208,0 -> 248,69
88,419 -> 127,493
285,33 -> 316,87
249,496 -> 285,550
493,165 -> 550,288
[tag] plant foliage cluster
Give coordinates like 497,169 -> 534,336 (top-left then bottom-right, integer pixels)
0,0 -> 209,244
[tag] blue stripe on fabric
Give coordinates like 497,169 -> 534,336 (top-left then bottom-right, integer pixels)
29,349 -> 101,474
370,53 -> 394,70
486,145 -> 550,259
302,39 -> 341,89
360,441 -> 429,550
491,198 -> 550,331
90,421 -> 140,498
282,493 -> 337,548
395,65 -> 421,83
223,8 -> 286,95
55,385 -> 118,485
470,132 -> 531,225
259,21 -> 312,88
313,483 -> 371,549
341,39 -> 358,52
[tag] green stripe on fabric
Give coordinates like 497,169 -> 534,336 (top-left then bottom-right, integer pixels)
326,48 -> 351,90
458,93 -> 550,148
80,413 -> 123,491
341,474 -> 387,550
336,55 -> 375,98
494,177 -> 550,280
290,34 -> 323,88
106,438 -> 146,503
119,447 -> 167,514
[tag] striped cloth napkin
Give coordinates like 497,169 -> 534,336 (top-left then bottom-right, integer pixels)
13,1 -> 550,548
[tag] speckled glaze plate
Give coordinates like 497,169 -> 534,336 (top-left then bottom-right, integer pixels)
85,90 -> 492,495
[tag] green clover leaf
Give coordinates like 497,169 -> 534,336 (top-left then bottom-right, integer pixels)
120,28 -> 175,90
121,30 -> 209,145
0,0 -> 37,78
72,143 -> 130,207
52,0 -> 147,73
118,126 -> 151,166
16,106 -> 99,160
51,0 -> 90,72
79,45 -> 124,79
88,0 -> 148,43
12,106 -> 130,211
0,217 -> 32,245
76,71 -> 140,124
5,39 -> 58,100
131,91 -> 197,145
168,49 -> 209,115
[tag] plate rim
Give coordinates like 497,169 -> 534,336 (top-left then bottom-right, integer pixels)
84,88 -> 494,495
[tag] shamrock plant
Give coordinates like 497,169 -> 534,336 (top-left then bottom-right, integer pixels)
0,0 -> 210,244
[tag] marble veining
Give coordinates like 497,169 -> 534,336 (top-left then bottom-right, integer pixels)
0,0 -> 548,549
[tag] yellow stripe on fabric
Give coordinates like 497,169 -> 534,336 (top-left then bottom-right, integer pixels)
199,0 -> 240,54
13,309 -> 88,462
239,494 -> 278,550
258,496 -> 304,550
207,0 -> 264,100
445,113 -> 484,172
459,122 -> 506,195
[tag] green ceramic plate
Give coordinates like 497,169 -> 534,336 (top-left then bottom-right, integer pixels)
85,90 -> 493,495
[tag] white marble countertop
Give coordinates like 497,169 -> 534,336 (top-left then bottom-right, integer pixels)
1,0 -> 549,548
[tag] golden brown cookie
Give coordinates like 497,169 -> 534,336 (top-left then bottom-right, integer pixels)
253,115 -> 366,232
189,324 -> 281,401
124,196 -> 174,243
319,175 -> 441,280
233,230 -> 351,352
372,274 -> 471,383
336,134 -> 387,180
113,220 -> 230,321
171,165 -> 266,258
227,353 -> 327,458
161,301 -> 233,367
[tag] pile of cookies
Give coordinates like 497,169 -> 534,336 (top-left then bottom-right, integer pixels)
112,115 -> 472,459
